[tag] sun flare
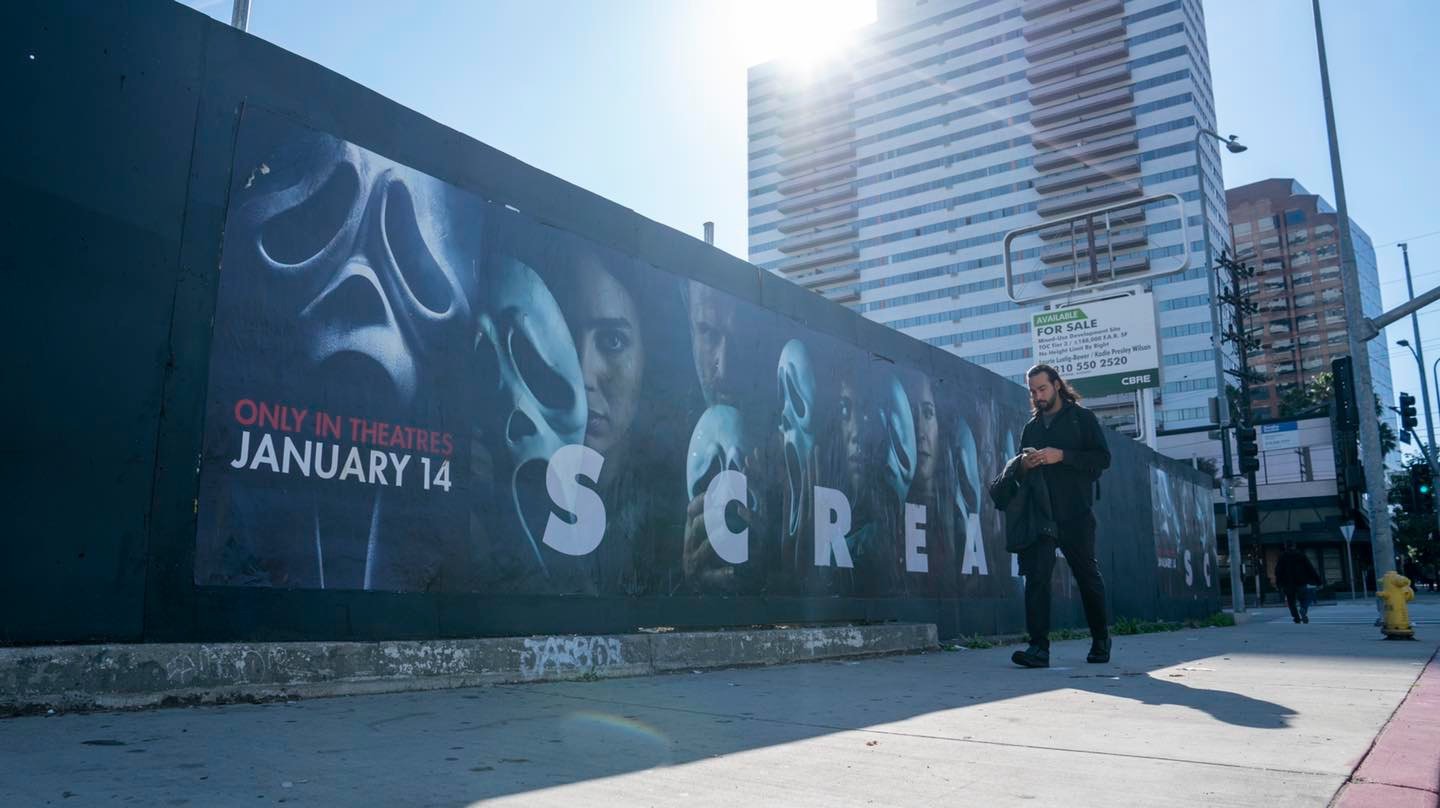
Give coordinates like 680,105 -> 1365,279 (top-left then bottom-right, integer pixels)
738,0 -> 877,73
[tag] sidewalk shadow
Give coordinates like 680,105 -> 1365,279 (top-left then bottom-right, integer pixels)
1058,668 -> 1295,729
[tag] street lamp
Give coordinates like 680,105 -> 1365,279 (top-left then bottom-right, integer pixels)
1194,127 -> 1247,613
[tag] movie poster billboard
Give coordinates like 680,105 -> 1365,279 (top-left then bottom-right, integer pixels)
193,108 -> 1028,598
1149,466 -> 1218,596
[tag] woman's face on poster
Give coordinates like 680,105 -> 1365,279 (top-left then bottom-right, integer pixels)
571,259 -> 644,458
839,375 -> 866,496
913,377 -> 938,491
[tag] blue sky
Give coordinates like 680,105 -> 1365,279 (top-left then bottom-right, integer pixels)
181,0 -> 1440,436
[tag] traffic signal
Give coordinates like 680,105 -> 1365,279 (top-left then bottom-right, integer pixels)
1236,426 -> 1260,474
1413,464 -> 1436,514
1399,392 -> 1418,432
1332,357 -> 1358,431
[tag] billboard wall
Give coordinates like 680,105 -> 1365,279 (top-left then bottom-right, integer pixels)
7,0 -> 1220,643
196,108 -> 1026,600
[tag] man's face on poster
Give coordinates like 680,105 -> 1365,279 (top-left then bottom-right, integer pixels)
688,282 -> 741,407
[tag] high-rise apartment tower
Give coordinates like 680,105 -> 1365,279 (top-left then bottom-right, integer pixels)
748,0 -> 1229,436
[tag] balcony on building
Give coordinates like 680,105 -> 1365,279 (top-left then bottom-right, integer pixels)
1031,86 -> 1134,129
777,163 -> 857,196
1030,63 -> 1131,107
1022,0 -> 1125,42
1035,154 -> 1141,194
778,105 -> 854,139
778,223 -> 859,254
1034,130 -> 1138,173
777,124 -> 856,158
1041,255 -> 1151,287
795,263 -> 861,288
1024,19 -> 1125,65
1027,41 -> 1128,84
1039,226 -> 1147,263
1036,178 -> 1144,218
775,204 -> 857,234
776,142 -> 857,177
1038,204 -> 1146,240
1032,110 -> 1136,151
776,242 -> 860,275
777,182 -> 857,215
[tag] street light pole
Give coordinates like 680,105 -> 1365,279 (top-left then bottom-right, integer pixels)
1399,244 -> 1437,465
1194,127 -> 1248,613
1313,0 -> 1398,576
231,0 -> 251,31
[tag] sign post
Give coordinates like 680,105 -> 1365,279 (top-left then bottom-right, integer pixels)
1030,291 -> 1161,399
1339,521 -> 1356,601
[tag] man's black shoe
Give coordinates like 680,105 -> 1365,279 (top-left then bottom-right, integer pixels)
1086,636 -> 1112,664
1011,644 -> 1049,668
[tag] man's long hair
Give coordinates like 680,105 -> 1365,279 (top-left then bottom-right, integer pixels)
1026,363 -> 1082,415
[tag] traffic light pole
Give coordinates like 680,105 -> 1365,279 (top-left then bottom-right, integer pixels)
1219,253 -> 1264,595
1313,0 -> 1398,576
1400,244 -> 1437,470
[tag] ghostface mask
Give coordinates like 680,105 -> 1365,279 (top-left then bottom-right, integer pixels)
234,132 -> 476,408
776,340 -> 816,538
686,405 -> 752,503
473,256 -> 588,570
952,415 -> 980,519
879,375 -> 916,500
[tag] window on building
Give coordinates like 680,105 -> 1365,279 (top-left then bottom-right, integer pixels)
1294,292 -> 1316,308
1297,313 -> 1319,330
1234,221 -> 1253,237
1259,216 -> 1276,232
1292,271 -> 1314,286
1269,320 -> 1292,334
1285,209 -> 1306,225
1314,223 -> 1335,239
1288,228 -> 1309,246
1292,251 -> 1313,267
1260,236 -> 1280,251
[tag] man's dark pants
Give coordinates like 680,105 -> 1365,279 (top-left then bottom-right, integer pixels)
1021,512 -> 1108,649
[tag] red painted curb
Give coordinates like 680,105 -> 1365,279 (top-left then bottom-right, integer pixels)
1332,648 -> 1440,807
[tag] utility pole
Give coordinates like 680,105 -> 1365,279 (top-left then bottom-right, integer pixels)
1195,129 -> 1249,615
1313,0 -> 1397,575
1219,254 -> 1264,561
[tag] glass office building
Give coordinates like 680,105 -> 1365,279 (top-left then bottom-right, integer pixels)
747,0 -> 1230,436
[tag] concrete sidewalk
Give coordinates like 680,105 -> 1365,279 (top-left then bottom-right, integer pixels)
2,599 -> 1436,807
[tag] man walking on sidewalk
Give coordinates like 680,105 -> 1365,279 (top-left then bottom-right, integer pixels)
1274,542 -> 1321,623
1010,364 -> 1113,668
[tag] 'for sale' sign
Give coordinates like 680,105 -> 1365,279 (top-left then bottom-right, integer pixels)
1031,291 -> 1161,397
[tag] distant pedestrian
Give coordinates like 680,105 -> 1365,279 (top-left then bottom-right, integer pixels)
1274,543 -> 1321,623
1004,364 -> 1112,668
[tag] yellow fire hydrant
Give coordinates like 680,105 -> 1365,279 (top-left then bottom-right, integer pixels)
1377,571 -> 1415,640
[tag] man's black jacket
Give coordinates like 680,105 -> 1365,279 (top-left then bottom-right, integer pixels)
988,453 -> 1056,553
1019,401 -> 1111,523
1274,549 -> 1321,590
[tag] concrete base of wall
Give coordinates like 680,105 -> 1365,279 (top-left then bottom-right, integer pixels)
0,623 -> 937,715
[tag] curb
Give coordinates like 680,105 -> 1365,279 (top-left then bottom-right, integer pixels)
1331,647 -> 1440,808
0,623 -> 937,715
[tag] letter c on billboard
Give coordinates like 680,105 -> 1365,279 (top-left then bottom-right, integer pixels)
704,469 -> 749,564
